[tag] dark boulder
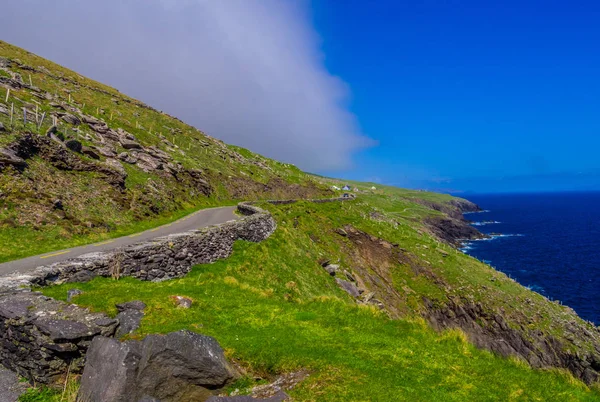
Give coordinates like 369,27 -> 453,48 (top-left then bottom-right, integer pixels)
65,139 -> 82,153
115,301 -> 146,338
0,122 -> 5,132
78,330 -> 238,402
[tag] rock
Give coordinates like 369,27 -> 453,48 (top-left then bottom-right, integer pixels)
115,309 -> 144,338
64,139 -> 82,153
207,392 -> 289,402
82,146 -> 100,160
323,264 -> 339,276
67,288 -> 83,302
104,158 -> 127,176
120,139 -> 142,150
65,269 -> 96,283
116,300 -> 146,312
0,365 -> 27,402
135,152 -> 163,171
335,278 -> 360,298
0,291 -> 118,384
78,330 -> 238,402
97,146 -> 117,158
0,122 -> 5,132
0,148 -> 26,167
60,113 -> 81,125
118,152 -> 137,164
53,199 -> 63,210
170,295 -> 193,309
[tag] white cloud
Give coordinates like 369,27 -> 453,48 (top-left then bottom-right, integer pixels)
0,0 -> 372,171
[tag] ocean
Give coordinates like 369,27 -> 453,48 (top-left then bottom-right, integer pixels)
460,192 -> 600,325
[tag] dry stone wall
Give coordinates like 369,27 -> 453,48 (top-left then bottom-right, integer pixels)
0,202 -> 276,290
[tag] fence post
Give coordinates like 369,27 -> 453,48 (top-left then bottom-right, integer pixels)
4,88 -> 9,103
23,108 -> 26,125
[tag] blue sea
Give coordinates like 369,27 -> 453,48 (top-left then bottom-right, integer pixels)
460,192 -> 600,325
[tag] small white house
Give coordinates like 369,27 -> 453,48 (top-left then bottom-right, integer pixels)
342,185 -> 351,191
371,186 -> 377,190
332,185 -> 340,191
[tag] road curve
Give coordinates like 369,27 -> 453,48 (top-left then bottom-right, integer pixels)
0,206 -> 239,276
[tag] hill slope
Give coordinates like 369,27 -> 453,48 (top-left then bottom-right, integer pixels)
0,40 -> 333,262
1,41 -> 600,400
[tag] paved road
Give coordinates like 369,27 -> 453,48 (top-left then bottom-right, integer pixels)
0,206 -> 239,276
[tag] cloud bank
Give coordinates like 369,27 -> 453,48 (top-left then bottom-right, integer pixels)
0,0 -> 371,171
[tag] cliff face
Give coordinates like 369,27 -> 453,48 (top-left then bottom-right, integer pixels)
334,197 -> 600,385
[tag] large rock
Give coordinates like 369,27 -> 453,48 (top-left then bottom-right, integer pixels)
120,139 -> 142,150
60,113 -> 81,125
0,291 -> 118,384
0,148 -> 27,167
78,330 -> 238,402
65,139 -> 82,153
115,300 -> 146,338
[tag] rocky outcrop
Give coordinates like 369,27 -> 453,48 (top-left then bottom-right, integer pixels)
78,330 -> 238,402
0,291 -> 117,384
425,298 -> 600,384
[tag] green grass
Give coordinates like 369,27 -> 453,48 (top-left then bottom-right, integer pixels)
43,244 -> 599,401
41,199 -> 600,401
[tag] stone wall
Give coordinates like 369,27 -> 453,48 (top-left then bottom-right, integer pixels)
0,197 -> 351,386
0,202 -> 276,290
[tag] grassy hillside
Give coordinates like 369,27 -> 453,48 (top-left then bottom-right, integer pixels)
2,41 -> 600,400
0,40 -> 329,262
41,195 -> 600,400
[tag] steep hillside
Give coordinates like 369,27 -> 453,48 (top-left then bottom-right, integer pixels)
2,42 -> 600,401
0,40 -> 329,262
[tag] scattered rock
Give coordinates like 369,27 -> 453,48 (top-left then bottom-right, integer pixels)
335,278 -> 361,298
118,152 -> 137,164
80,146 -> 100,159
78,330 -> 238,402
323,264 -> 338,276
67,288 -> 83,302
60,113 -> 81,125
97,145 -> 117,157
170,295 -> 193,309
0,122 -> 5,132
64,139 -> 82,153
116,300 -> 146,312
0,148 -> 26,167
104,158 -> 127,177
121,139 -> 142,150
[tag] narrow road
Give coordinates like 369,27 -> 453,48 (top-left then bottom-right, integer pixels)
0,206 -> 239,276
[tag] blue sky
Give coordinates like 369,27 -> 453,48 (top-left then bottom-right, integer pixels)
312,0 -> 600,193
2,1 -> 599,193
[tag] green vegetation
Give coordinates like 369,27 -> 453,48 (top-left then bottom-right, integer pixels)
42,197 -> 600,400
0,40 -> 328,262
